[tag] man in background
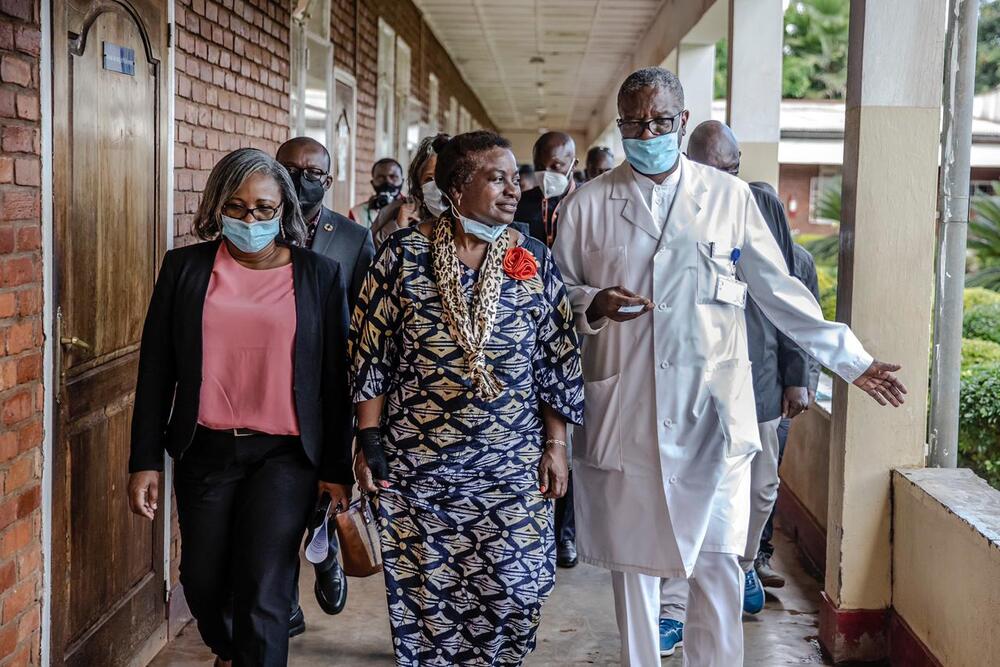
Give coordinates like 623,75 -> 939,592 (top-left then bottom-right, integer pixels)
514,131 -> 577,246
585,145 -> 615,181
350,157 -> 404,229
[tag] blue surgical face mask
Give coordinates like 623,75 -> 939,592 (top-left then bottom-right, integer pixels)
447,196 -> 508,243
221,214 -> 281,253
622,131 -> 680,175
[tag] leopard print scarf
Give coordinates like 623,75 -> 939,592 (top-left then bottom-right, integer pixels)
431,215 -> 509,401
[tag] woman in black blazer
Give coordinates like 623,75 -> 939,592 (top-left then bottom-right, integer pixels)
126,148 -> 353,667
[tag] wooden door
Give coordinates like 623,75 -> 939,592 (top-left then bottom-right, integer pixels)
51,1 -> 169,665
332,76 -> 356,216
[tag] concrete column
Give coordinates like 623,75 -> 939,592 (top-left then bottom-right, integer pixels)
726,0 -> 782,187
821,1 -> 945,662
676,43 -> 715,151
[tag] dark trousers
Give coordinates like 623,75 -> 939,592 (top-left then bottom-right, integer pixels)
554,471 -> 576,542
759,417 -> 792,557
174,428 -> 318,666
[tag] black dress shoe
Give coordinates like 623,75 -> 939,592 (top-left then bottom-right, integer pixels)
314,560 -> 348,615
288,605 -> 305,638
557,539 -> 578,568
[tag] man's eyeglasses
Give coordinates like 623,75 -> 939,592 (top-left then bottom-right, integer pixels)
283,165 -> 329,182
616,111 -> 683,139
222,203 -> 281,221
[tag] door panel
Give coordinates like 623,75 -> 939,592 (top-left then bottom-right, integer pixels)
332,77 -> 356,216
52,1 -> 169,665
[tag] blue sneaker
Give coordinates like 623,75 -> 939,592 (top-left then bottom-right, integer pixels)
743,568 -> 765,614
659,618 -> 684,656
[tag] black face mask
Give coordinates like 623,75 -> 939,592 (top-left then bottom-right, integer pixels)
292,172 -> 326,214
372,182 -> 401,209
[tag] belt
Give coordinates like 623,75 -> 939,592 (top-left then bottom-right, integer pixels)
197,425 -> 269,438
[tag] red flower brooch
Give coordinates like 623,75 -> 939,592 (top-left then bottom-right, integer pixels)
503,247 -> 538,281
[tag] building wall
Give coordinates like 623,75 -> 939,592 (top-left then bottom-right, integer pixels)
778,163 -> 841,237
0,1 -> 43,665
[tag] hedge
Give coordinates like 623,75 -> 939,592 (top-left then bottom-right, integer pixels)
959,362 -> 1000,488
963,303 -> 1000,345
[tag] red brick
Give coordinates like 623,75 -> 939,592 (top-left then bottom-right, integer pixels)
13,26 -> 38,57
13,225 -> 36,252
0,517 -> 32,556
1,577 -> 34,624
0,361 -> 13,393
0,191 -> 38,221
13,288 -> 36,316
14,419 -> 39,454
0,157 -> 12,184
14,487 -> 37,519
15,605 -> 36,643
0,292 -> 13,318
0,56 -> 30,87
0,257 -> 33,287
0,431 -> 16,463
0,622 -> 15,659
7,641 -> 32,667
0,89 -> 14,119
14,544 -> 38,580
14,354 -> 38,384
0,24 -> 11,50
0,499 -> 14,533
0,391 -> 30,426
3,454 -> 33,492
3,320 -> 31,354
0,225 -> 11,252
12,158 -> 36,186
14,93 -> 35,121
0,0 -> 31,23
0,563 -> 13,596
0,126 -> 35,154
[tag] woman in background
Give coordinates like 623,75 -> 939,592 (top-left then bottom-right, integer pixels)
370,133 -> 451,246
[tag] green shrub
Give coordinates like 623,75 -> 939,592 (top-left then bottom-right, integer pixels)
815,264 -> 838,321
958,362 -> 1000,488
963,303 -> 1000,345
964,287 -> 1000,311
798,234 -> 839,268
962,338 -> 1000,370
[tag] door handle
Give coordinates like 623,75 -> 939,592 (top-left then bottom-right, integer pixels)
60,336 -> 91,352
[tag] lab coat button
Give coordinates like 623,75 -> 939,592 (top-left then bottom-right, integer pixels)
669,475 -> 678,484
657,303 -> 668,312
660,361 -> 670,369
663,418 -> 673,428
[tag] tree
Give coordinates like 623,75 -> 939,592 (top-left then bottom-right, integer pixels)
977,0 -> 1000,94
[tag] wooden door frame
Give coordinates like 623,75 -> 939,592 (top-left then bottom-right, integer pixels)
41,0 -> 175,663
333,66 -> 357,207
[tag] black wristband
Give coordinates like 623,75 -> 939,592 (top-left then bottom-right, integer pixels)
357,427 -> 388,480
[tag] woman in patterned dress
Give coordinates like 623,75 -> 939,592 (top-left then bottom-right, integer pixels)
350,131 -> 584,666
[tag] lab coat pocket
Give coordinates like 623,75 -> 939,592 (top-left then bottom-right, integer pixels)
696,242 -> 735,305
706,360 -> 762,458
585,246 -> 628,290
577,374 -> 624,471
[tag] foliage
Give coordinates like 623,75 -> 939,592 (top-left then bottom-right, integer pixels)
782,0 -> 850,99
964,286 -> 1000,311
963,303 -> 1000,345
977,0 -> 1000,94
712,0 -> 849,100
815,264 -> 838,320
815,178 -> 842,223
969,184 -> 1000,290
958,363 -> 1000,488
962,338 -> 1000,370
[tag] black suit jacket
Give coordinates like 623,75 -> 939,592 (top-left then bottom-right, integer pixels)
745,184 -> 811,422
128,239 -> 354,484
310,207 -> 375,308
513,186 -> 567,245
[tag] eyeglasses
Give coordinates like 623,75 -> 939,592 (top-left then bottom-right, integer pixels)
222,203 -> 281,221
282,165 -> 329,182
616,111 -> 684,139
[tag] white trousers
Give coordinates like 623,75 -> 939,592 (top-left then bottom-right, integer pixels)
612,551 -> 743,667
660,417 -> 784,625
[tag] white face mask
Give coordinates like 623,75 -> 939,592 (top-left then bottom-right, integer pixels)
421,180 -> 448,217
541,167 -> 571,199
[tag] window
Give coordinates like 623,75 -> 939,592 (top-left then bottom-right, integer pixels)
427,73 -> 439,134
375,19 -> 396,161
459,106 -> 472,134
808,167 -> 842,225
447,96 -> 458,136
290,0 -> 334,204
394,38 -> 413,167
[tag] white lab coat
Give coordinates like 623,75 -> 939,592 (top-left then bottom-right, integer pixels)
552,157 -> 872,578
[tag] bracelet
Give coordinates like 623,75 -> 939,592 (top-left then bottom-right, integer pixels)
544,439 -> 567,449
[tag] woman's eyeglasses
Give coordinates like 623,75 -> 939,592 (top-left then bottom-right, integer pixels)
222,203 -> 281,221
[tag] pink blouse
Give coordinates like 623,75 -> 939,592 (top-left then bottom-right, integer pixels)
197,243 -> 299,435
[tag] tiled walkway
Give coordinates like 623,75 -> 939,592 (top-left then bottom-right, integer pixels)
151,527 -> 829,666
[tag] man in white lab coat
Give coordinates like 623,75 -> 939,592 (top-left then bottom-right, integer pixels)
552,67 -> 906,667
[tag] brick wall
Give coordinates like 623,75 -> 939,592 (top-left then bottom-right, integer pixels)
173,0 -> 292,247
778,163 -> 839,237
0,0 -> 43,665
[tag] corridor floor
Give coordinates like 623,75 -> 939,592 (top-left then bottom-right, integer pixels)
150,528 -> 829,666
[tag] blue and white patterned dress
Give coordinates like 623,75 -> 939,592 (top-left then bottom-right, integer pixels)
351,227 -> 584,666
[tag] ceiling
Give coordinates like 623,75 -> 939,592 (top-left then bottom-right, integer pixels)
413,0 -> 672,133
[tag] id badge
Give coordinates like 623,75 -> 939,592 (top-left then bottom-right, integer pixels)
715,275 -> 748,308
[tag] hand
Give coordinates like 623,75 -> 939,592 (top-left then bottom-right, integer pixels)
853,360 -> 907,407
353,450 -> 389,494
782,386 -> 809,419
318,481 -> 353,512
538,443 -> 569,499
586,286 -> 654,324
396,200 -> 419,227
127,471 -> 160,520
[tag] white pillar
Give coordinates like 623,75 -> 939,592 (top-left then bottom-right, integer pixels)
677,43 -> 715,151
726,0 -> 782,187
821,0 -> 945,662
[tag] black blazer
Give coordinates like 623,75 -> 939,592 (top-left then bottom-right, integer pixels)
309,207 -> 374,309
513,186 -> 567,244
128,239 -> 353,484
